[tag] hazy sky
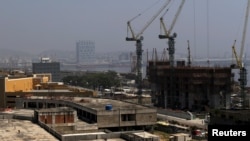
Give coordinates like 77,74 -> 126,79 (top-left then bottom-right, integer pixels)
0,0 -> 249,59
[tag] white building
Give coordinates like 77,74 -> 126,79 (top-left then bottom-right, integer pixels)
76,40 -> 95,65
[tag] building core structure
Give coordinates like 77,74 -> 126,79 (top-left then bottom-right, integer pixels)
147,60 -> 233,111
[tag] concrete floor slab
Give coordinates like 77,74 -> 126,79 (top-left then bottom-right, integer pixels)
0,119 -> 59,141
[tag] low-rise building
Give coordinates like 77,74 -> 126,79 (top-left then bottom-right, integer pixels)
14,97 -> 157,140
0,73 -> 97,108
34,107 -> 77,125
17,97 -> 157,130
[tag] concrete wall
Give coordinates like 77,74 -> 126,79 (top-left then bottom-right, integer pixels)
97,113 -> 120,128
0,114 -> 13,119
38,121 -> 62,140
16,98 -> 157,129
123,97 -> 152,105
136,113 -> 157,125
75,123 -> 98,130
97,108 -> 157,128
61,131 -> 145,141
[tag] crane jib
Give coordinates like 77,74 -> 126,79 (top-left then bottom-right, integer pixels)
126,38 -> 137,41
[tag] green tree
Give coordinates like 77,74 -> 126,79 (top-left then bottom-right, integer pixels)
62,71 -> 121,90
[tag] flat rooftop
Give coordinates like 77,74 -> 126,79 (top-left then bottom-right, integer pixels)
36,106 -> 75,113
0,119 -> 59,141
28,96 -> 154,111
133,131 -> 159,138
72,97 -> 152,111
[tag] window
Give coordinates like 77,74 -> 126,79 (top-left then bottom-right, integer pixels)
121,114 -> 135,121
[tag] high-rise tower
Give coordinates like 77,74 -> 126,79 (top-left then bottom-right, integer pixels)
76,40 -> 95,65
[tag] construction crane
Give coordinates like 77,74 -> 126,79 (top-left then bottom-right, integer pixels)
232,0 -> 250,109
126,0 -> 171,104
158,0 -> 185,67
232,41 -> 248,109
157,0 -> 185,108
187,40 -> 191,67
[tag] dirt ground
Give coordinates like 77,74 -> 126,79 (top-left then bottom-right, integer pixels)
153,130 -> 170,141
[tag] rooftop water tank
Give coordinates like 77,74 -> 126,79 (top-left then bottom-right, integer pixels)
105,104 -> 112,111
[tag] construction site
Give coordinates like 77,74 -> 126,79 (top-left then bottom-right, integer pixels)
126,0 -> 249,111
1,0 -> 250,140
147,52 -> 232,111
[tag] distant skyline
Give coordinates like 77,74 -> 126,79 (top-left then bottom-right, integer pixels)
0,0 -> 250,59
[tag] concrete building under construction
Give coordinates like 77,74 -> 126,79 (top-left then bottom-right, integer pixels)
146,49 -> 233,111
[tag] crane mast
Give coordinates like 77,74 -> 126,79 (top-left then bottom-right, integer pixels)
187,40 -> 191,67
159,0 -> 185,67
240,0 -> 250,63
232,41 -> 248,109
232,0 -> 249,109
126,0 -> 171,104
239,0 -> 249,109
158,0 -> 185,108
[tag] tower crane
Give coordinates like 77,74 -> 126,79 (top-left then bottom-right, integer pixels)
157,0 -> 185,108
232,0 -> 249,109
158,0 -> 185,67
187,40 -> 191,67
126,0 -> 171,104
